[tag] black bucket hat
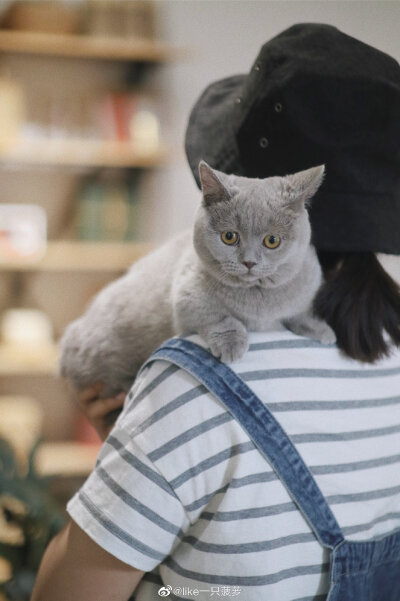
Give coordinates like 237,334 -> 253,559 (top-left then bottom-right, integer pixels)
185,23 -> 400,254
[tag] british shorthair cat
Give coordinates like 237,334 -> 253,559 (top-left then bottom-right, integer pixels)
60,161 -> 334,395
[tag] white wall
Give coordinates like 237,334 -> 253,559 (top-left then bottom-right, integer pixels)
140,0 -> 400,279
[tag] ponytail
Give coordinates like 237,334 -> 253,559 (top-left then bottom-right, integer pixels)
314,252 -> 400,363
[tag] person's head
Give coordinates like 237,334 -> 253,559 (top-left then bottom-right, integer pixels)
185,23 -> 400,362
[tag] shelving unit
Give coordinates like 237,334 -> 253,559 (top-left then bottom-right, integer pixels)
0,241 -> 153,376
0,11 -> 175,477
0,139 -> 169,168
0,342 -> 58,375
0,240 -> 153,272
0,30 -> 181,62
35,441 -> 100,477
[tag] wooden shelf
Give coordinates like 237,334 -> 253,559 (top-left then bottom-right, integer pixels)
0,139 -> 170,168
0,240 -> 153,272
0,342 -> 58,375
35,441 -> 100,477
0,243 -> 153,375
0,30 -> 181,62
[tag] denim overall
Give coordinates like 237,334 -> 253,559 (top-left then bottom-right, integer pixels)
149,338 -> 400,601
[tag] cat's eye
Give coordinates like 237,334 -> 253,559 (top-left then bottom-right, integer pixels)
221,231 -> 239,245
263,234 -> 281,249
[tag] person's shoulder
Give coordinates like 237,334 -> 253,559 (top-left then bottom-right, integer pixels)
115,343 -> 224,453
243,328 -> 400,372
117,329 -> 400,437
117,329 -> 321,425
236,328 -> 341,375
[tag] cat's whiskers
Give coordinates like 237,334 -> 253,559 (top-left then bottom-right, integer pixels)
205,269 -> 235,296
204,271 -> 226,297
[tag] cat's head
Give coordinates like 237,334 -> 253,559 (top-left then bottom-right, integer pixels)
193,161 -> 325,287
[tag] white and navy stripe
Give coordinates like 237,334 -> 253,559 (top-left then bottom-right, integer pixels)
67,329 -> 400,601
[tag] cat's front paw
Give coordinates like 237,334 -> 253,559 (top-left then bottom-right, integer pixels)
208,329 -> 249,363
312,322 -> 336,345
285,314 -> 336,345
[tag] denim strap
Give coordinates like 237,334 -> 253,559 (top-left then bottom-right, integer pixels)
149,337 -> 344,550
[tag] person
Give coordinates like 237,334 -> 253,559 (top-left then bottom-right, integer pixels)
31,24 -> 400,601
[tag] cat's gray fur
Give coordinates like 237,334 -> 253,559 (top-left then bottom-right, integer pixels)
60,162 -> 335,395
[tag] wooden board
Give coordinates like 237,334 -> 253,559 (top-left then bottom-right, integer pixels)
35,441 -> 101,477
0,30 -> 181,62
0,241 -> 152,272
0,139 -> 170,168
0,342 -> 58,375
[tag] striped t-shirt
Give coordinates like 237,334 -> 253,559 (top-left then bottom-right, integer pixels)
67,329 -> 400,601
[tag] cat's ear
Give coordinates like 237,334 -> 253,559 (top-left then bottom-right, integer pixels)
199,161 -> 230,207
281,165 -> 325,210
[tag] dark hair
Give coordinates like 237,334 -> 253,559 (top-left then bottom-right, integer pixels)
314,252 -> 400,363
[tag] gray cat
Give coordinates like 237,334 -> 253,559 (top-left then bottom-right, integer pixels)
60,161 -> 335,396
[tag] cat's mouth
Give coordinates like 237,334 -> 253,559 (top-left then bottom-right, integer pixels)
236,273 -> 270,287
223,267 -> 276,286
240,272 -> 277,287
239,272 -> 259,281
239,270 -> 274,281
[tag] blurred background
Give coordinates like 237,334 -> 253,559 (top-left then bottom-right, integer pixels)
0,1 -> 398,598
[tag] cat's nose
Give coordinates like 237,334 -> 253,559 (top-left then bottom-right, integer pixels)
243,261 -> 256,270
